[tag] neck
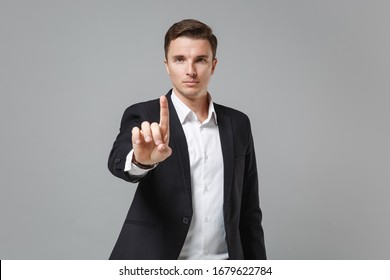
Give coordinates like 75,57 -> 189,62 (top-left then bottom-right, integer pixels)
174,90 -> 210,123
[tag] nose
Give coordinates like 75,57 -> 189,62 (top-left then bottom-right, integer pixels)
186,63 -> 197,77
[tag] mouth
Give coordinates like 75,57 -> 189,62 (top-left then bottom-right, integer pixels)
183,80 -> 199,86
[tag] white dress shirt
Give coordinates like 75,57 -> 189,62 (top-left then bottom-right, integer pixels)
126,91 -> 228,259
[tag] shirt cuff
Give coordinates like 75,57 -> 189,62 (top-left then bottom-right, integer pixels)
125,149 -> 156,176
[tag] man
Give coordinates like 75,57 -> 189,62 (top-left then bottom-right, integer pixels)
108,19 -> 266,260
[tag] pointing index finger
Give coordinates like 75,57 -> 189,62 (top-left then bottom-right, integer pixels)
159,96 -> 169,138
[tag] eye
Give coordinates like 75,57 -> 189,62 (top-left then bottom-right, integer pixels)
173,57 -> 185,63
196,57 -> 208,64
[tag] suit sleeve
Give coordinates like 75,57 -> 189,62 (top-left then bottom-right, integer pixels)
108,102 -> 157,183
239,118 -> 267,259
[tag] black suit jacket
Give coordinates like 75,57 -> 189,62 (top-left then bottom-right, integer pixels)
108,90 -> 266,259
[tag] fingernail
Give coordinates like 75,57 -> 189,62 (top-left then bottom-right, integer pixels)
145,136 -> 152,142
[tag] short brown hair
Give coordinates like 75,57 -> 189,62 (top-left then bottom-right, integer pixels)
164,19 -> 218,59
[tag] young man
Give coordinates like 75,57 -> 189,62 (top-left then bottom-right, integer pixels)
108,19 -> 266,260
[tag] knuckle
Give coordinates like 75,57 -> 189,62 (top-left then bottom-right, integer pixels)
141,121 -> 150,127
150,122 -> 159,128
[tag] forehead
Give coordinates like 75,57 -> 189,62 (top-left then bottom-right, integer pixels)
167,37 -> 212,56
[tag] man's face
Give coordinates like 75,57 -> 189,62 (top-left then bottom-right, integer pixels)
165,37 -> 217,101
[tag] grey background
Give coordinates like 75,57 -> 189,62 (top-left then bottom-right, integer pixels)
1,0 -> 389,259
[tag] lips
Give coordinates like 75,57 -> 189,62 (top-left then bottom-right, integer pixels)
183,80 -> 199,86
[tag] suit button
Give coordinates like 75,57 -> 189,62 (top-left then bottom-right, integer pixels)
182,217 -> 189,224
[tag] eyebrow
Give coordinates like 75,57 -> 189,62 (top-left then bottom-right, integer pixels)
196,55 -> 210,60
171,55 -> 210,59
172,55 -> 185,59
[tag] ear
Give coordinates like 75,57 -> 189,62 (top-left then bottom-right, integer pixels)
164,59 -> 170,75
211,58 -> 218,75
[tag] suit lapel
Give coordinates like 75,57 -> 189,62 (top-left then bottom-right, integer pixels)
164,94 -> 235,214
214,104 -> 234,212
166,91 -> 192,200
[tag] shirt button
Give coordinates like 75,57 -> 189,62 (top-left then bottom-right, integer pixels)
205,154 -> 209,160
204,217 -> 209,223
182,217 -> 189,224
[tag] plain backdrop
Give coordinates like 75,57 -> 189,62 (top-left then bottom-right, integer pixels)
1,0 -> 389,259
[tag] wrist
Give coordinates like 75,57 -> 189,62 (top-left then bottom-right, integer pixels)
132,154 -> 158,170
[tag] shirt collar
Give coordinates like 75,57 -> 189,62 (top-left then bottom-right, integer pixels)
171,90 -> 218,125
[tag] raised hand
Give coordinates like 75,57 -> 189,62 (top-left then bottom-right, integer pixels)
131,96 -> 172,166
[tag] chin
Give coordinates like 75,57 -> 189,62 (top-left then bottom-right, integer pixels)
177,88 -> 204,98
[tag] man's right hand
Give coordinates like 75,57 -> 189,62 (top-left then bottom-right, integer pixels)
131,96 -> 172,166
